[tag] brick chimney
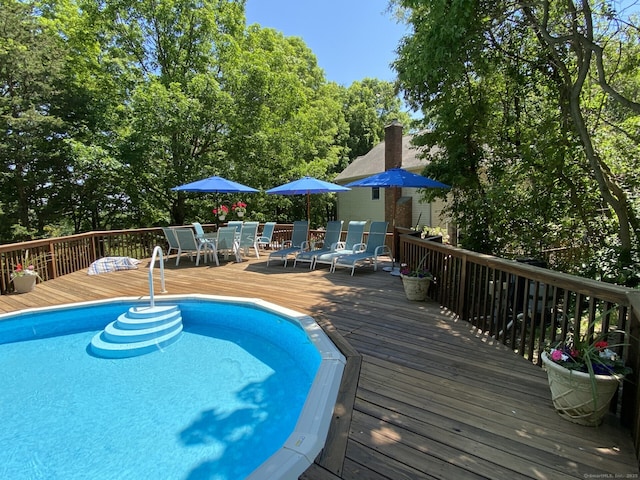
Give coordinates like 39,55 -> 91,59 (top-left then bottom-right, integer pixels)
385,120 -> 403,171
384,120 -> 403,229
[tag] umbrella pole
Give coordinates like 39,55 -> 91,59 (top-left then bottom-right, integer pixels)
386,187 -> 400,275
307,192 -> 311,241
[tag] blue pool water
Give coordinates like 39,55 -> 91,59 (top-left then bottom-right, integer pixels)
0,299 -> 322,479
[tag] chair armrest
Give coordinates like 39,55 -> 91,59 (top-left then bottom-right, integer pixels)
353,242 -> 366,252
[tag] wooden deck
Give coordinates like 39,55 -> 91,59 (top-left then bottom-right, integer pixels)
1,254 -> 638,479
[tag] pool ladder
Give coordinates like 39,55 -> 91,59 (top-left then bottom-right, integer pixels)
89,246 -> 183,358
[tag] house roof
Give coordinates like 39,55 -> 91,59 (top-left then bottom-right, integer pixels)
335,134 -> 441,183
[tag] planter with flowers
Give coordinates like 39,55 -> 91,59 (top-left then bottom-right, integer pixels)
542,332 -> 631,426
11,263 -> 41,293
213,205 -> 229,221
232,201 -> 247,218
400,257 -> 433,301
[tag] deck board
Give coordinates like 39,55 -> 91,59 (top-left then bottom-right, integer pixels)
1,253 -> 638,479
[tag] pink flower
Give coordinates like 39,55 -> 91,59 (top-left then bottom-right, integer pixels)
550,349 -> 564,361
212,205 -> 229,215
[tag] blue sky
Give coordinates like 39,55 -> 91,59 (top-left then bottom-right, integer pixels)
244,0 -> 409,86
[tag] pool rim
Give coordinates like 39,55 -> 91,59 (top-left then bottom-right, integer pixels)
0,293 -> 346,480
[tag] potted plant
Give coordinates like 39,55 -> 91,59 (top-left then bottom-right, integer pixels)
11,263 -> 42,293
400,257 -> 433,301
232,201 -> 247,218
212,205 -> 229,221
541,330 -> 631,426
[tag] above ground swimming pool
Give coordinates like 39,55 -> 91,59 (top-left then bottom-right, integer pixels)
0,295 -> 345,480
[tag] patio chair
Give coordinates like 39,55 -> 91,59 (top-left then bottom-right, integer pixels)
238,221 -> 260,258
191,222 -> 216,243
256,222 -> 276,250
226,221 -> 243,236
294,220 -> 343,269
216,226 -> 242,262
191,222 -> 218,254
267,221 -> 309,267
161,227 -> 180,261
312,220 -> 366,270
173,227 -> 215,266
332,221 -> 390,275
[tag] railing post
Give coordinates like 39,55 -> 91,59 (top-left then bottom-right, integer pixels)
457,252 -> 468,320
90,233 -> 98,263
623,290 -> 640,459
47,240 -> 58,279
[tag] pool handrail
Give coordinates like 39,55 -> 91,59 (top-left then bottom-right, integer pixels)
148,245 -> 167,307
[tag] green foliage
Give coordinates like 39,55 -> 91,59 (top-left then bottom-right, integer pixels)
394,0 -> 640,283
0,0 -> 410,241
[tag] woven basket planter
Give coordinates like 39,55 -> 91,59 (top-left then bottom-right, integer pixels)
541,351 -> 623,426
400,275 -> 431,301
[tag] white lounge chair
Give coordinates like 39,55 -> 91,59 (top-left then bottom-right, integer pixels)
294,220 -> 343,269
267,221 -> 309,267
312,221 -> 366,270
332,221 -> 391,275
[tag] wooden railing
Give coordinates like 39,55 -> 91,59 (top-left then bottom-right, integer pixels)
0,227 -> 166,294
1,225 -> 639,459
0,224 -> 301,295
398,229 -> 640,460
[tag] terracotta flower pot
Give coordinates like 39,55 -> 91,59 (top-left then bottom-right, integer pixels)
541,351 -> 623,426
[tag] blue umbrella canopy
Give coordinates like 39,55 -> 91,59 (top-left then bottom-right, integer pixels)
345,168 -> 450,189
346,168 -> 449,274
266,176 -> 351,195
266,176 -> 350,226
172,175 -> 258,193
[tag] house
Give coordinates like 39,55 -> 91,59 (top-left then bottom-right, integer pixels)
335,121 -> 451,235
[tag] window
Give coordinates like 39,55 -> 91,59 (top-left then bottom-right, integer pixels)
372,187 -> 380,200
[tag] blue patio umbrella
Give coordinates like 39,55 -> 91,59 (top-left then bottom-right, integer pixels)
345,168 -> 450,189
172,175 -> 259,223
346,168 -> 450,274
172,175 -> 259,193
266,176 -> 350,227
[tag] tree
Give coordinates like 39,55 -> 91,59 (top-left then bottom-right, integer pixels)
394,0 -> 640,282
0,0 -> 69,241
342,78 -> 411,162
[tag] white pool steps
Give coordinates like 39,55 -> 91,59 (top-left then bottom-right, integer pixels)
90,305 -> 182,358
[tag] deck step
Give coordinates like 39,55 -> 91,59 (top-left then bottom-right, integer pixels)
90,304 -> 182,358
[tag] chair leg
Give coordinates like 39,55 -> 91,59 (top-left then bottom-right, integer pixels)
210,244 -> 219,266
